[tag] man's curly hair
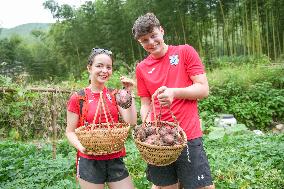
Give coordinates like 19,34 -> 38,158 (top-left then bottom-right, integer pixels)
132,13 -> 160,40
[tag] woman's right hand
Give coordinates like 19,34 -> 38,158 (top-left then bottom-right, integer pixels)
77,144 -> 86,154
120,76 -> 135,91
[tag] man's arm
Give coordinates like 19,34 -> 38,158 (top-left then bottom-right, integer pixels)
140,97 -> 152,122
153,73 -> 209,106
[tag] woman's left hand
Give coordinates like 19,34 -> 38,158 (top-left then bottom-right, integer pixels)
120,76 -> 135,91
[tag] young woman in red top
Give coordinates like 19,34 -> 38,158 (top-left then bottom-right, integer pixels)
132,13 -> 215,189
66,48 -> 136,189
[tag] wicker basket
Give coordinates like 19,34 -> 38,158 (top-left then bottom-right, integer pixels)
134,99 -> 187,166
75,91 -> 130,155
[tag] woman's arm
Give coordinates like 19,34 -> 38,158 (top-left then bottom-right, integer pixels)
66,111 -> 86,153
118,96 -> 137,125
118,76 -> 138,125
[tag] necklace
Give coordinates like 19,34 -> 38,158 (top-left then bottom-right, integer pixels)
88,86 -> 99,96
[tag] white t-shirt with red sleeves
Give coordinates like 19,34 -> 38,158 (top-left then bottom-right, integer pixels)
136,45 -> 205,140
67,87 -> 126,160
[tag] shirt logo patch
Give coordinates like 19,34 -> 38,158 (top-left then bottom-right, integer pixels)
169,55 -> 179,66
106,93 -> 112,102
88,100 -> 93,103
148,67 -> 155,74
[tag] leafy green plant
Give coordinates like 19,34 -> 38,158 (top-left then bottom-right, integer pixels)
0,140 -> 77,189
1,133 -> 284,188
199,64 -> 284,131
205,133 -> 284,188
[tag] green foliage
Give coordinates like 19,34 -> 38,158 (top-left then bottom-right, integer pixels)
8,128 -> 20,140
204,55 -> 271,70
0,37 -> 29,77
205,133 -> 284,188
200,81 -> 284,130
1,133 -> 283,188
106,71 -> 125,89
0,140 -> 78,189
56,139 -> 76,157
27,40 -> 68,81
208,63 -> 284,89
199,64 -> 284,131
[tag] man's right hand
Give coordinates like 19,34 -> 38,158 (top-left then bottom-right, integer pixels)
153,86 -> 175,106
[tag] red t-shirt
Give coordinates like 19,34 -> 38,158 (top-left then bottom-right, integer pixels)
67,87 -> 126,160
136,45 -> 204,140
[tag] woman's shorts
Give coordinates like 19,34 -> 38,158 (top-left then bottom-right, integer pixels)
77,157 -> 129,184
146,137 -> 213,189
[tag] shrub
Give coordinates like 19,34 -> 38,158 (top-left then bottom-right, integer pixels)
199,64 -> 284,130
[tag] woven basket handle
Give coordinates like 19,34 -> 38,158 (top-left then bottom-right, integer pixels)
101,96 -> 115,124
142,95 -> 178,127
160,104 -> 179,126
93,92 -> 111,129
92,92 -> 115,148
142,96 -> 154,127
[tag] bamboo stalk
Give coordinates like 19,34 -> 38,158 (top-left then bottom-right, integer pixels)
76,46 -> 81,68
255,0 -> 262,55
271,11 -> 277,60
232,4 -> 236,55
179,12 -> 187,44
250,0 -> 255,56
276,17 -> 281,58
130,36 -> 136,64
218,0 -> 227,55
241,1 -> 246,55
245,2 -> 250,55
266,9 -> 270,57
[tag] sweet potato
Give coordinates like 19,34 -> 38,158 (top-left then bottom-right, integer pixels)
162,134 -> 175,145
116,89 -> 132,109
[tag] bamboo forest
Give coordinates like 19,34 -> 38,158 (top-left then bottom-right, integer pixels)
0,0 -> 283,80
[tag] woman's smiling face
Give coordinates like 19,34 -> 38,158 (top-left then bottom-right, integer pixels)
88,53 -> 113,85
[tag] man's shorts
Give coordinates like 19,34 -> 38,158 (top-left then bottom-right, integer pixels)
146,137 -> 213,189
77,157 -> 129,184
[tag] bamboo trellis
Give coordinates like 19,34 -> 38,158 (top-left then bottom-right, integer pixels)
0,87 -> 72,159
